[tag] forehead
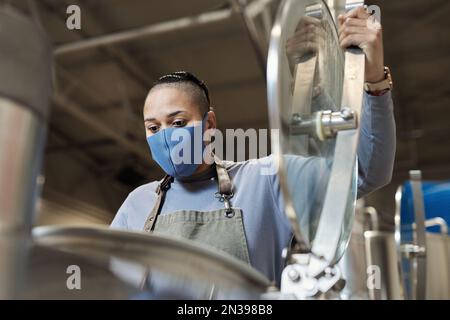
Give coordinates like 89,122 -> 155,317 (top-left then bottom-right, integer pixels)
143,84 -> 201,118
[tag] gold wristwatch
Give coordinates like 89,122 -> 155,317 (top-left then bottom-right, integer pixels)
364,66 -> 393,96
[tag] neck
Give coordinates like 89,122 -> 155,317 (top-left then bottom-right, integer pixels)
195,162 -> 212,175
176,163 -> 215,183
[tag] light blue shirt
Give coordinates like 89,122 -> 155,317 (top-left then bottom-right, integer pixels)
111,92 -> 396,284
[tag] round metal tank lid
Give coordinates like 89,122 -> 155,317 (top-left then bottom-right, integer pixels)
0,6 -> 52,119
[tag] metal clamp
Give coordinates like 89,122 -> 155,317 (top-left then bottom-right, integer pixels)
291,108 -> 356,140
215,192 -> 235,217
280,252 -> 345,299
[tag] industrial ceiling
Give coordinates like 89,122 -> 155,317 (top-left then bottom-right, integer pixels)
6,0 -> 450,227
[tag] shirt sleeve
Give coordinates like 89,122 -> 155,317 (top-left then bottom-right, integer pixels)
110,182 -> 159,230
110,198 -> 130,229
265,155 -> 330,242
357,91 -> 396,198
265,92 -> 396,244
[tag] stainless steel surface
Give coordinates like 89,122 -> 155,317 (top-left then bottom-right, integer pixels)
267,0 -> 356,254
309,0 -> 365,270
394,184 -> 404,291
33,226 -> 270,297
424,232 -> 450,299
0,235 -> 28,299
364,231 -> 403,300
17,242 -> 137,299
325,0 -> 346,23
320,108 -> 356,138
311,126 -> 360,271
290,108 -> 356,139
425,217 -> 448,235
268,0 -> 365,299
267,0 -> 364,284
363,206 -> 380,231
0,6 -> 52,299
338,230 -> 370,299
338,201 -> 372,300
348,206 -> 450,300
395,174 -> 450,300
281,255 -> 343,299
0,98 -> 47,233
0,6 -> 52,118
0,6 -> 51,234
267,0 -> 312,250
409,170 -> 427,299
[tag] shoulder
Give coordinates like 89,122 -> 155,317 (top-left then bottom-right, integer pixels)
222,154 -> 277,175
224,154 -> 322,178
111,180 -> 160,229
124,180 -> 159,206
131,180 -> 159,195
217,156 -> 280,193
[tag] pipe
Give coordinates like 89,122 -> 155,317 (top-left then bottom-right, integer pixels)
230,0 -> 267,78
54,0 -> 275,57
54,9 -> 233,56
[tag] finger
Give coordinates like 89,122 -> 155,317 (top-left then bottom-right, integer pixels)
288,25 -> 320,44
286,42 -> 318,62
290,30 -> 325,51
294,19 -> 319,33
339,26 -> 369,41
340,33 -> 367,49
344,6 -> 370,20
299,41 -> 318,55
296,16 -> 322,30
288,24 -> 314,42
296,23 -> 317,37
286,37 -> 320,56
341,17 -> 368,28
366,15 -> 383,31
300,41 -> 318,53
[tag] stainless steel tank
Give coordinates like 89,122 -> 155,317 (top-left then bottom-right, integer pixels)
0,6 -> 52,298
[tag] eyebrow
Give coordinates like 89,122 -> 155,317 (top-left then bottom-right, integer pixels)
144,110 -> 186,122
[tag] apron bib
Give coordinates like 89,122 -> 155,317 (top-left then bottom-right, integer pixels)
143,158 -> 251,265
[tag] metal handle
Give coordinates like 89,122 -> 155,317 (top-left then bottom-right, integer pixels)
363,206 -> 379,231
424,217 -> 448,235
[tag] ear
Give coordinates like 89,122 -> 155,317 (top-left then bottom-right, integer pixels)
205,110 -> 217,130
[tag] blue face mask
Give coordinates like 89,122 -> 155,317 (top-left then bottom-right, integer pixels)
147,114 -> 207,178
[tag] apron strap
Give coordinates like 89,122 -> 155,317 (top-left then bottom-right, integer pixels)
143,174 -> 172,232
143,157 -> 235,233
214,156 -> 233,196
214,156 -> 234,216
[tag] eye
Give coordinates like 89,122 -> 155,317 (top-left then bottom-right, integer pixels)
172,119 -> 187,127
146,124 -> 160,134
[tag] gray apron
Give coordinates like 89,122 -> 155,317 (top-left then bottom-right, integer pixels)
143,159 -> 251,265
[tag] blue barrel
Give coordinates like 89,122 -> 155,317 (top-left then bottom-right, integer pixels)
401,181 -> 450,235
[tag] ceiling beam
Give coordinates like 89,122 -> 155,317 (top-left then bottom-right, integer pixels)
53,0 -> 275,57
54,8 -> 233,56
51,93 -> 151,162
